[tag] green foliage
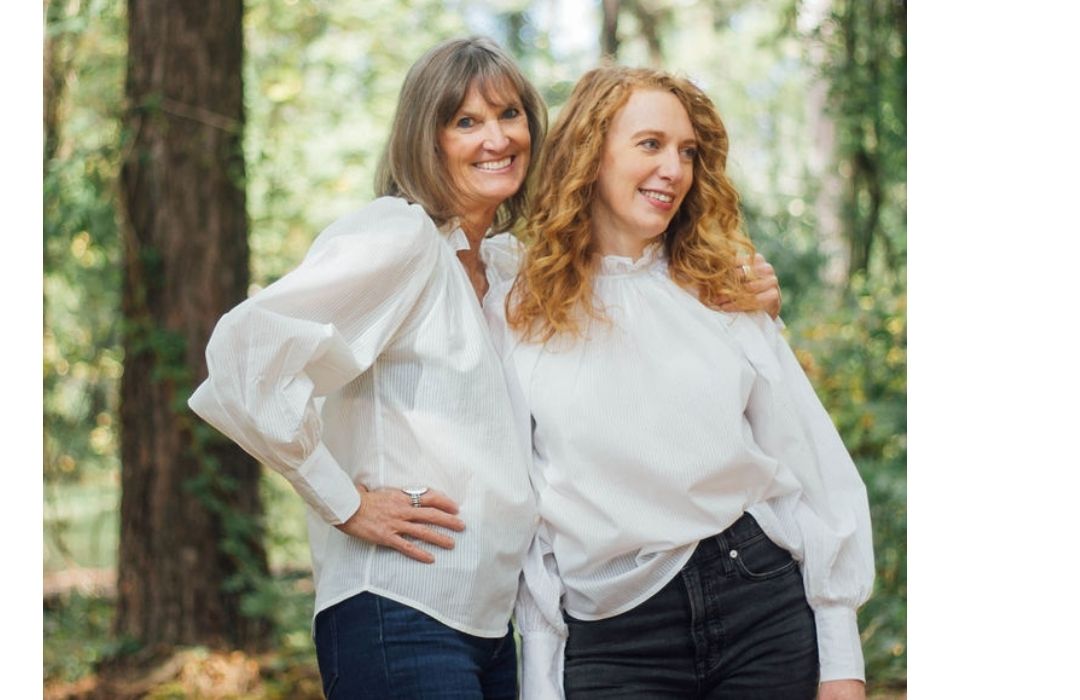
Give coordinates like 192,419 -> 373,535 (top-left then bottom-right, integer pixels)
244,0 -> 472,285
816,0 -> 907,276
43,0 -> 125,488
43,593 -> 137,683
44,0 -> 906,689
44,477 -> 118,571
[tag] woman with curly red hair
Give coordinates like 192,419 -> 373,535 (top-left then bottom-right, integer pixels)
487,65 -> 874,699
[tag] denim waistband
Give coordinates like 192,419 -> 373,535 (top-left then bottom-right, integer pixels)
688,512 -> 768,567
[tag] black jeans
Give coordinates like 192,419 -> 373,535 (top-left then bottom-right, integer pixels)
563,513 -> 819,699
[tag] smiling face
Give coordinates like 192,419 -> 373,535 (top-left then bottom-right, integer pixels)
438,79 -> 531,232
590,89 -> 696,259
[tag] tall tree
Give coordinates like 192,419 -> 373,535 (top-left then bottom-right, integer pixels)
600,0 -> 668,66
601,0 -> 620,57
116,0 -> 268,650
826,0 -> 907,279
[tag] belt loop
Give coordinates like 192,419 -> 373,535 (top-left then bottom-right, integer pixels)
713,530 -> 735,575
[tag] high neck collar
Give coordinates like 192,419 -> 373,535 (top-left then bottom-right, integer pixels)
595,241 -> 666,276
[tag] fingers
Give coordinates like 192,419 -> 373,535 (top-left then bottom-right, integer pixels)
744,254 -> 782,319
739,254 -> 774,281
417,488 -> 460,516
758,288 -> 782,319
334,487 -> 466,563
719,253 -> 782,319
399,521 -> 456,550
743,276 -> 778,294
411,506 -> 466,532
751,256 -> 775,279
386,534 -> 436,564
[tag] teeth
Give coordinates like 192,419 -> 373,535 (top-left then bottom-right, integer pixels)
475,157 -> 512,171
640,190 -> 673,203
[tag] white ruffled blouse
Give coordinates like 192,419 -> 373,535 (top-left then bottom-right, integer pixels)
484,240 -> 875,698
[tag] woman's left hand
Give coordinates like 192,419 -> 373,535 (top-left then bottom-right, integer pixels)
721,253 -> 783,319
818,679 -> 867,700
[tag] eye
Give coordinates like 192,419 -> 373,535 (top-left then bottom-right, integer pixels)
680,146 -> 698,160
455,116 -> 476,129
638,138 -> 661,150
501,106 -> 521,120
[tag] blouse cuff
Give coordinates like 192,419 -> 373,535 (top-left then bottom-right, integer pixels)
814,604 -> 866,683
520,630 -> 566,700
291,442 -> 361,524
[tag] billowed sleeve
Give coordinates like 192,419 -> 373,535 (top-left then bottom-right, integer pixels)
188,197 -> 441,524
740,313 -> 875,683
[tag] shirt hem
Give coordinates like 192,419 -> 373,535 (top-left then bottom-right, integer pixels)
310,585 -> 512,640
562,542 -> 699,622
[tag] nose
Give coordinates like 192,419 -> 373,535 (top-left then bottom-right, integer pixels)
482,120 -> 510,152
657,147 -> 685,183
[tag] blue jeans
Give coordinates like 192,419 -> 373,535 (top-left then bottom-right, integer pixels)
563,513 -> 819,699
314,592 -> 517,699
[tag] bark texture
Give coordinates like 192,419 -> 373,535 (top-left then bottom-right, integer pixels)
116,0 -> 267,650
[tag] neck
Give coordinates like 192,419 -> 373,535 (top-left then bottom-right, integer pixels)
593,227 -> 662,261
459,209 -> 496,249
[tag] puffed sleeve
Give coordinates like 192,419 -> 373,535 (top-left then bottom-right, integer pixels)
738,312 -> 875,683
479,232 -> 525,289
188,197 -> 441,524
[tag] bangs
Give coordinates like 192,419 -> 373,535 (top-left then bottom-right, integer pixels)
437,56 -> 525,125
474,69 -> 523,107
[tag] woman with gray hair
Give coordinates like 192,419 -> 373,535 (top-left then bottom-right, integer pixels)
190,37 -> 783,698
191,37 -> 545,698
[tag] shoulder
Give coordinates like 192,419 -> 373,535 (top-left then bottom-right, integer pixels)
480,232 -> 525,286
307,196 -> 441,261
484,276 -> 517,325
726,311 -> 787,380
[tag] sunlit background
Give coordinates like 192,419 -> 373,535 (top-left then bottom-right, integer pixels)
44,1 -> 905,696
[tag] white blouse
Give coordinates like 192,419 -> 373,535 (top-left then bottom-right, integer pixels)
485,241 -> 875,697
189,197 -> 536,637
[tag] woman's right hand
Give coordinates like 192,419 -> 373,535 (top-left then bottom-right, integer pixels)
334,485 -> 465,563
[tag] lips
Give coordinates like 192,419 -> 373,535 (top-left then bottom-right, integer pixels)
474,156 -> 514,171
639,188 -> 675,204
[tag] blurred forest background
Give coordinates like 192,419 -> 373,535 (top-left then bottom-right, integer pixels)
43,0 -> 905,697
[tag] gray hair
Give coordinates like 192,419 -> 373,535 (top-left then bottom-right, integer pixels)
375,36 -> 547,232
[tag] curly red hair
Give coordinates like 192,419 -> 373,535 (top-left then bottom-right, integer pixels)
507,65 -> 760,342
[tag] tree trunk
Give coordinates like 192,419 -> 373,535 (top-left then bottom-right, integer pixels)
116,0 -> 268,651
601,0 -> 620,58
800,0 -> 848,288
627,0 -> 665,67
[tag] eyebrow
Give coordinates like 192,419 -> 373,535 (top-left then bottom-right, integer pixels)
455,97 -> 522,116
629,129 -> 697,145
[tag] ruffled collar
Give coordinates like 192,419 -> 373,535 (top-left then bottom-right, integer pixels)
595,241 -> 667,276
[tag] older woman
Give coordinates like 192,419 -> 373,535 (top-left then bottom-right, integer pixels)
488,66 -> 874,699
190,38 -> 546,698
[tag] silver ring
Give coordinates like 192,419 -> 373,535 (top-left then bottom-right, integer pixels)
401,486 -> 429,508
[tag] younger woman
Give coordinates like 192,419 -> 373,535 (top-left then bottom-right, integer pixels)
488,66 -> 874,699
